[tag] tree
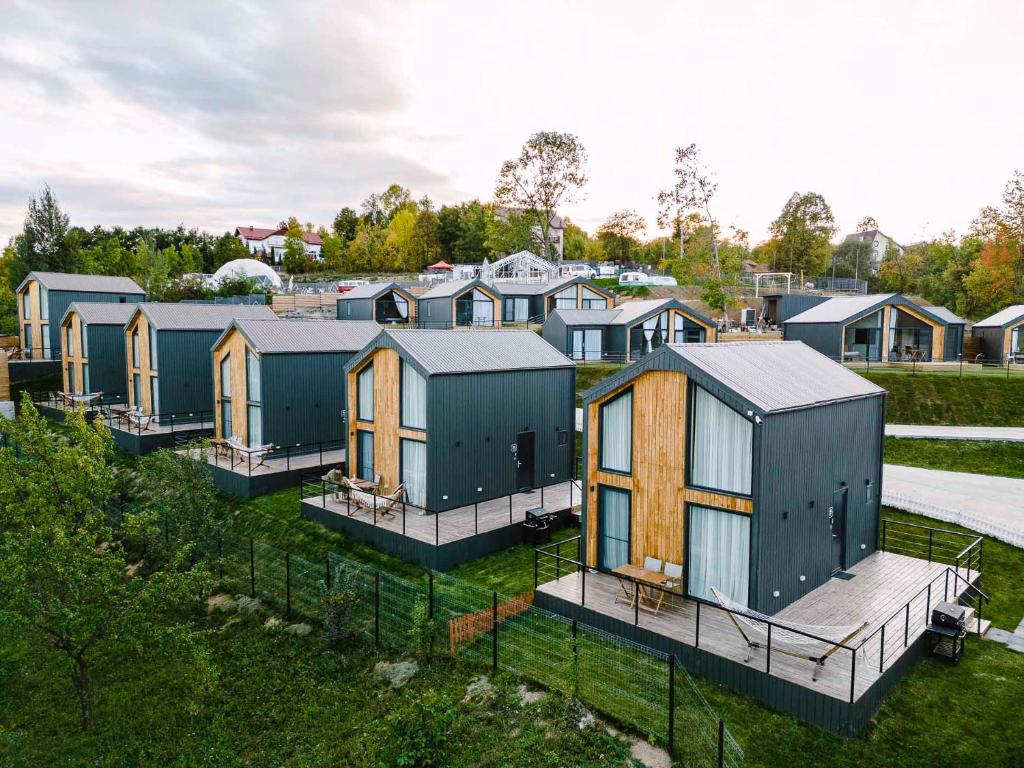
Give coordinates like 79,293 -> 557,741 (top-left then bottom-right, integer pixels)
562,220 -> 603,263
485,208 -> 536,256
6,186 -> 80,289
362,184 -> 413,227
409,207 -> 441,272
830,239 -> 874,282
0,400 -> 212,727
211,233 -> 250,270
1000,170 -> 1024,302
494,132 -> 588,260
597,210 -> 647,263
320,232 -> 347,271
856,216 -> 879,232
332,207 -> 359,243
282,236 -> 311,274
767,192 -> 837,278
657,144 -> 722,277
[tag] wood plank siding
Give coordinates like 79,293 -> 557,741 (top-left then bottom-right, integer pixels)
450,284 -> 502,328
17,279 -> 44,354
125,311 -> 155,413
865,303 -> 945,362
60,312 -> 85,393
584,369 -> 749,570
212,327 -> 252,444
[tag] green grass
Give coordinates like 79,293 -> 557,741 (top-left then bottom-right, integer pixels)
885,437 -> 1024,480
450,526 -> 581,595
864,371 -> 1024,426
575,363 -> 624,403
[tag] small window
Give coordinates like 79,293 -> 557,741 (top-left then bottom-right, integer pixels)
865,480 -> 873,504
557,429 -> 569,446
357,363 -> 374,421
220,354 -> 232,397
66,325 -> 74,357
149,326 -> 158,371
131,330 -> 140,367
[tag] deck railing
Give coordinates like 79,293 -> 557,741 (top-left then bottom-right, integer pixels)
880,517 -> 983,577
836,352 -> 1024,377
537,524 -> 988,707
100,407 -> 215,436
300,471 -> 583,546
199,437 -> 345,476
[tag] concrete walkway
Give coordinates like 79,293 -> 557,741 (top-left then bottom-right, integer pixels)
886,424 -> 1024,442
882,464 -> 1024,548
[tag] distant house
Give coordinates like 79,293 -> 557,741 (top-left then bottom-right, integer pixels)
16,272 -> 145,360
59,302 -> 138,398
123,303 -> 277,421
235,224 -> 323,264
416,279 -> 502,328
971,305 -> 1024,363
542,298 -> 717,362
783,294 -> 957,362
843,229 -> 904,269
759,294 -> 829,327
211,319 -> 380,452
336,282 -> 418,324
498,276 -> 614,323
343,329 -> 575,511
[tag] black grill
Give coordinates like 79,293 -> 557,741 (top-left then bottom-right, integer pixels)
931,602 -> 966,632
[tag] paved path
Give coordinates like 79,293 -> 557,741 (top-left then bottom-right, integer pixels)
882,464 -> 1024,548
886,424 -> 1024,442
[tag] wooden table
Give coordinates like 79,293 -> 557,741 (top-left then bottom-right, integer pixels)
348,477 -> 381,493
612,564 -> 674,614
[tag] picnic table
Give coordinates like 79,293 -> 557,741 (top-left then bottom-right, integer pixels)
613,564 -> 674,615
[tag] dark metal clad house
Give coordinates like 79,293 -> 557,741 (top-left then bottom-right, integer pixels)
759,293 -> 829,326
579,341 -> 886,613
497,276 -> 614,323
59,302 -> 138,398
123,303 -> 277,421
211,319 -> 380,451
15,271 -> 145,360
335,282 -> 418,324
343,329 -> 576,512
415,279 -> 502,328
542,298 -> 717,362
923,305 -> 967,361
783,293 -> 958,362
971,305 -> 1024,362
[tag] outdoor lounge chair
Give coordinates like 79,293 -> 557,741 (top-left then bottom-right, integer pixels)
344,479 -> 406,518
127,409 -> 153,432
710,586 -> 868,681
236,442 -> 274,471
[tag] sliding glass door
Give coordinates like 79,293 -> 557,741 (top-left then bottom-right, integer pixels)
571,328 -> 602,361
597,486 -> 631,570
687,504 -> 750,607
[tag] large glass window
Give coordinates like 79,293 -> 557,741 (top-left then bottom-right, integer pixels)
149,326 -> 158,371
598,486 -> 631,570
42,330 -> 51,359
67,364 -> 75,394
843,310 -> 882,362
219,354 -> 231,436
402,439 -> 427,507
220,355 -> 232,397
889,309 -> 933,362
221,401 -> 233,439
66,325 -> 74,357
357,363 -> 374,421
132,330 -> 140,367
599,390 -> 632,473
673,314 -> 705,343
1012,327 -> 1023,355
376,291 -> 410,323
132,373 -> 141,409
504,297 -> 530,323
690,386 -> 753,495
456,289 -> 494,326
629,311 -> 670,359
150,377 -> 160,418
581,287 -> 607,310
401,360 -> 426,430
552,285 -> 577,310
82,325 -> 89,357
688,505 -> 750,607
247,405 -> 262,447
83,363 -> 89,394
39,287 -> 48,320
357,430 -> 375,481
246,348 -> 261,402
571,328 -> 602,361
22,292 -> 30,319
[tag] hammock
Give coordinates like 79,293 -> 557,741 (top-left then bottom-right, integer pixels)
710,587 -> 868,680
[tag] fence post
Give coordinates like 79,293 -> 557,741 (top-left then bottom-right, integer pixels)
928,529 -> 933,563
475,502 -> 478,535
667,653 -> 675,758
492,591 -> 499,674
249,537 -> 256,598
428,571 -> 435,620
717,719 -> 725,768
509,494 -> 513,525
766,623 -> 772,674
285,552 -> 292,618
904,602 -> 910,647
879,624 -> 885,673
881,519 -> 887,551
571,619 -> 579,695
581,564 -> 586,607
849,649 -> 857,704
556,540 -> 561,581
534,549 -> 539,588
374,571 -> 381,647
959,353 -> 963,378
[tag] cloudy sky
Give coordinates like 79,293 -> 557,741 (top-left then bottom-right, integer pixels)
2,0 -> 1022,246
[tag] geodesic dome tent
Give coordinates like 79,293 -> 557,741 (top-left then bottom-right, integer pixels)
482,250 -> 557,283
211,259 -> 284,291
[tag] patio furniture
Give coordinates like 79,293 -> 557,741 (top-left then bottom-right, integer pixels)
613,563 -> 673,614
344,479 -> 406,518
642,556 -> 663,573
127,409 -> 153,432
663,561 -> 684,604
710,586 -> 868,680
346,475 -> 381,493
234,442 -> 275,472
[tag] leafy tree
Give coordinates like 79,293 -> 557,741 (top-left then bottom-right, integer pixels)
597,210 -> 646,263
767,191 -> 837,277
485,208 -> 536,256
384,208 -> 418,271
332,206 -> 360,243
409,207 -> 441,272
562,220 -> 603,263
657,144 -> 722,276
362,184 -> 413,227
6,186 -> 80,289
211,233 -> 250,270
494,131 -> 588,260
877,246 -> 924,294
0,400 -> 212,727
1000,170 -> 1024,302
160,276 -> 213,303
347,222 -> 389,272
320,232 -> 347,271
830,239 -> 874,282
282,236 -> 312,274
856,216 -> 879,232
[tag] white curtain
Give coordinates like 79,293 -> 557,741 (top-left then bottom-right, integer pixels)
581,287 -> 607,309
357,364 -> 374,421
246,349 -> 261,402
888,307 -> 898,355
690,386 -> 752,495
600,390 -> 632,472
248,404 -> 262,447
357,430 -> 375,480
402,439 -> 427,507
554,286 -> 576,309
572,329 -> 602,361
151,377 -> 160,419
401,360 -> 426,429
149,325 -> 158,370
395,294 -> 409,319
220,355 -> 232,397
39,287 -> 48,320
1012,328 -> 1021,355
82,325 -> 89,357
687,505 -> 750,607
599,487 -> 631,569
642,315 -> 657,354
515,297 -> 529,321
83,363 -> 90,394
472,289 -> 493,325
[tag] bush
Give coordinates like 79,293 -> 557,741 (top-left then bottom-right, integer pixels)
323,566 -> 361,646
385,690 -> 456,767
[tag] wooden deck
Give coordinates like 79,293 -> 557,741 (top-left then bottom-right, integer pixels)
180,446 -> 346,478
302,481 -> 579,546
536,550 -> 978,703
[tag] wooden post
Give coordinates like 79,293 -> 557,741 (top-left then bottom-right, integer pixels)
0,351 -> 10,402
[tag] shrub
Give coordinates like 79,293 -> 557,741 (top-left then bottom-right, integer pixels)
323,566 -> 362,646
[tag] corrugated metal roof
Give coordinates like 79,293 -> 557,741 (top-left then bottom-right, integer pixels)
608,298 -> 676,325
550,308 -> 621,325
386,329 -> 573,374
336,282 -> 406,301
234,319 -> 380,354
973,305 -> 1024,328
62,301 -> 138,326
667,341 -> 885,412
784,294 -> 897,324
21,271 -> 144,294
418,279 -> 491,299
497,275 -> 578,297
923,306 -> 967,325
138,302 -> 277,331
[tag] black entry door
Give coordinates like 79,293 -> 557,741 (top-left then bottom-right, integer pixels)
831,487 -> 848,574
516,430 -> 535,490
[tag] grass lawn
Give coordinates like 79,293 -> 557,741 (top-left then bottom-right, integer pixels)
885,437 -> 1024,480
575,363 -> 625,404
864,371 -> 1024,426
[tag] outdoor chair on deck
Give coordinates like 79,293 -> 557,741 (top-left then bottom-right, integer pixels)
127,408 -> 153,432
663,562 -> 684,605
239,443 -> 274,472
343,478 -> 406,519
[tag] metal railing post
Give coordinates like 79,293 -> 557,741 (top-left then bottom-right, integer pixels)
509,494 -> 513,524
849,650 -> 857,704
428,571 -> 434,621
581,565 -> 586,607
904,603 -> 910,647
634,582 -> 640,626
881,520 -> 887,551
695,600 -> 701,648
556,540 -> 561,581
928,529 -> 933,563
879,625 -> 885,673
534,549 -> 539,587
717,719 -> 725,768
766,623 -> 772,674
474,502 -> 478,535
373,494 -> 377,526
435,512 -> 439,545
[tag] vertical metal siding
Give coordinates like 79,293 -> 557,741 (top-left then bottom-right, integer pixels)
155,330 -> 222,416
260,351 -> 351,449
541,314 -> 569,354
425,367 -> 576,511
86,324 -> 129,396
972,326 -> 1002,361
943,324 -> 964,361
782,322 -> 843,360
47,290 -> 144,353
417,297 -> 452,325
336,298 -> 375,321
752,395 -> 885,612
